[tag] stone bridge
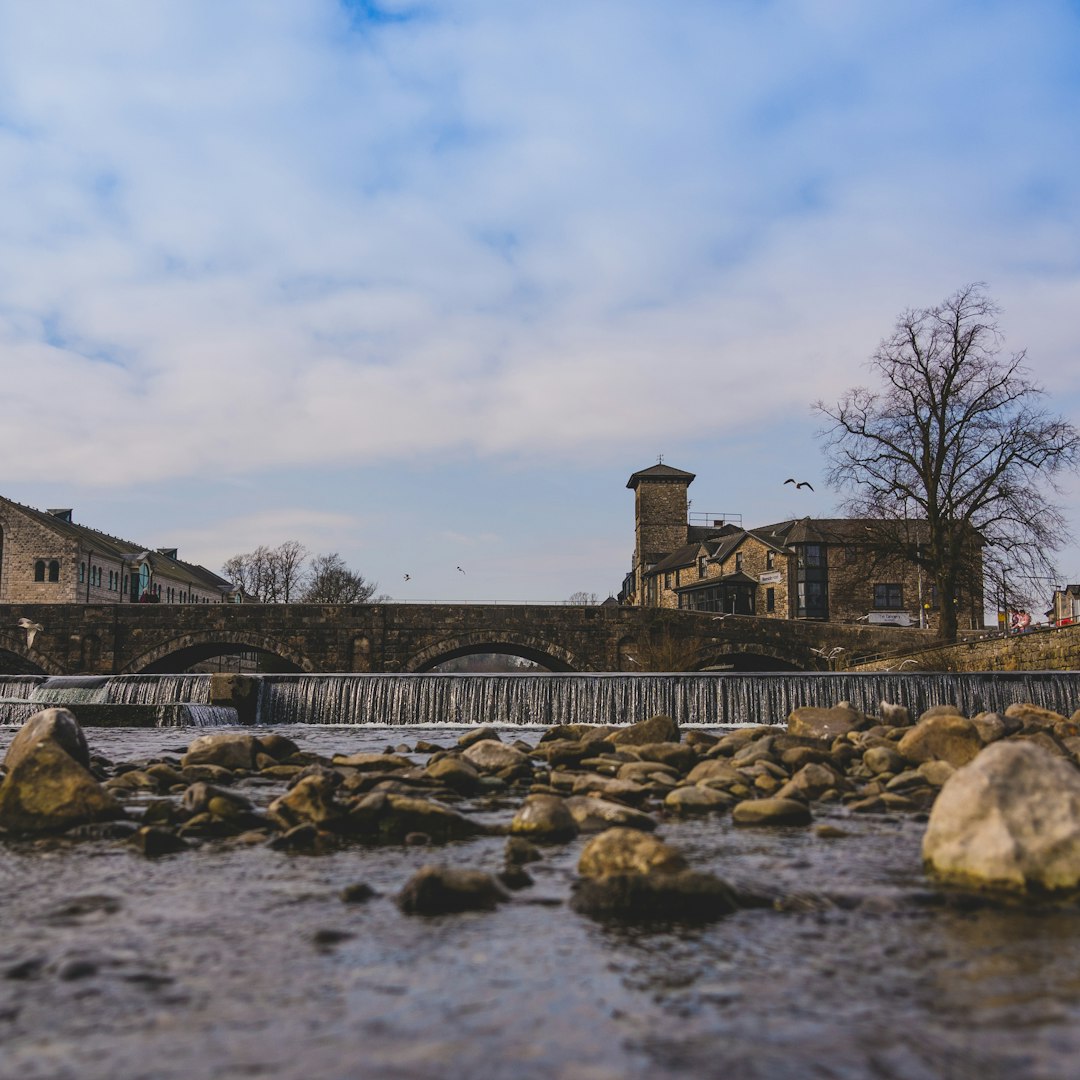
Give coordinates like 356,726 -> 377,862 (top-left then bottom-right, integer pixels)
0,603 -> 932,676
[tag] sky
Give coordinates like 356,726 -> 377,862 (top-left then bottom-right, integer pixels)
1,0 -> 1079,611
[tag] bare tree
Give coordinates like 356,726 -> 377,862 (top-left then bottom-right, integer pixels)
222,541 -> 309,603
567,591 -> 599,605
301,552 -> 380,604
815,284 -> 1079,642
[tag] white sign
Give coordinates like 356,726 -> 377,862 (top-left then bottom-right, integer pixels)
867,611 -> 913,626
758,571 -> 783,584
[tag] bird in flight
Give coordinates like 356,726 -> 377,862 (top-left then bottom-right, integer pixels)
784,479 -> 814,491
17,618 -> 43,649
456,566 -> 466,575
403,574 -> 411,581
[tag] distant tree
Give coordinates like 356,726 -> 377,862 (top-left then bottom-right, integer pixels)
222,541 -> 309,603
567,591 -> 599,605
301,552 -> 380,604
815,284 -> 1080,642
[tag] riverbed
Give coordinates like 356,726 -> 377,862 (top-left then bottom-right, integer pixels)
2,724 -> 1079,1079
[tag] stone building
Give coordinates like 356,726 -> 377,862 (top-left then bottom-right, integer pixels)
618,463 -> 985,631
0,496 -> 238,605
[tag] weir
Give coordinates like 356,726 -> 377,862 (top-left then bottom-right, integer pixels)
1,671 -> 1078,728
255,671 -> 1080,727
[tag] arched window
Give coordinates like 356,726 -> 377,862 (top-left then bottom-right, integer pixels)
49,560 -> 60,582
34,560 -> 46,582
80,563 -> 86,583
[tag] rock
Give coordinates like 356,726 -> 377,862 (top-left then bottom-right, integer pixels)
878,701 -> 911,727
462,740 -> 529,773
732,798 -> 812,827
397,865 -> 509,915
780,746 -> 833,771
664,786 -> 732,815
457,726 -> 500,749
341,882 -> 378,903
103,770 -> 160,793
267,824 -> 335,853
509,794 -> 578,842
731,737 -> 775,766
506,836 -> 542,864
917,760 -> 955,787
535,738 -> 612,766
182,734 -> 260,772
498,865 -> 533,890
129,826 -> 188,857
256,733 -> 301,760
578,827 -> 689,878
788,704 -> 864,741
617,760 -> 679,783
424,755 -> 483,794
267,774 -> 343,829
630,743 -> 696,772
863,746 -> 907,775
0,736 -> 123,834
923,740 -> 1080,893
331,752 -> 414,771
967,712 -> 1006,744
346,792 -> 484,844
608,715 -> 679,746
564,795 -> 658,831
775,762 -> 839,802
182,782 -> 255,819
570,871 -> 741,923
897,715 -> 982,768
3,708 -> 90,771
1004,703 -> 1066,730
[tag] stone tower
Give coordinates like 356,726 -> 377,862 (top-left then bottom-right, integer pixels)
626,464 -> 695,602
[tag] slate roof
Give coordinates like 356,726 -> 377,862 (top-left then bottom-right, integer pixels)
626,464 -> 696,489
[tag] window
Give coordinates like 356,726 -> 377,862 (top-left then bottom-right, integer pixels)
697,556 -> 707,579
801,544 -> 824,568
766,550 -> 775,570
874,583 -> 904,609
34,560 -> 45,582
664,572 -> 672,590
735,552 -> 744,572
48,560 -> 60,582
80,563 -> 86,584
766,587 -> 775,612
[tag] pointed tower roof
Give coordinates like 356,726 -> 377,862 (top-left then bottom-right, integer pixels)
626,464 -> 696,490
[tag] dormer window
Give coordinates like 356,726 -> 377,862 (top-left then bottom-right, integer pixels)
697,556 -> 707,579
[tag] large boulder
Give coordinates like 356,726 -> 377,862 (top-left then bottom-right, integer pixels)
732,797 -> 812,827
787,704 -> 864,741
897,714 -> 982,768
346,792 -> 484,844
923,740 -> 1080,893
608,715 -> 679,747
3,707 -> 90,771
182,734 -> 261,772
0,729 -> 122,834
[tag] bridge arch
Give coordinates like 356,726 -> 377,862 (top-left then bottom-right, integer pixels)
0,631 -> 60,675
122,631 -> 317,675
405,631 -> 580,673
696,642 -> 810,672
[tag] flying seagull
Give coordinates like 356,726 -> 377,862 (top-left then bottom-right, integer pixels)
403,574 -> 411,581
17,618 -> 43,649
456,566 -> 466,575
784,478 -> 814,491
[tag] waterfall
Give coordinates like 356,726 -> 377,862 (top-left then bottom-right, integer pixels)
255,671 -> 1080,727
3,670 -> 1078,729
99,675 -> 211,705
0,676 -> 46,700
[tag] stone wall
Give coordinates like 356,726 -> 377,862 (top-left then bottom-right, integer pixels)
854,623 -> 1080,673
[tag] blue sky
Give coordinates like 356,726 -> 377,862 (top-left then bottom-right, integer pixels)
1,1 -> 1079,607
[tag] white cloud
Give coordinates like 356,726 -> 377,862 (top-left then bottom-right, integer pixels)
0,0 -> 1078,595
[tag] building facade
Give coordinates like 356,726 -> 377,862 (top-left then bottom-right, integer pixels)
0,497 -> 238,606
618,464 -> 985,631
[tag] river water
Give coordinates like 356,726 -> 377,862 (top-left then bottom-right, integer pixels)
2,721 -> 1080,1079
